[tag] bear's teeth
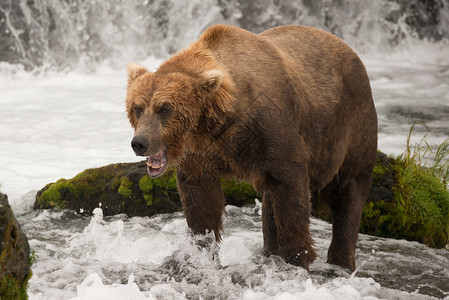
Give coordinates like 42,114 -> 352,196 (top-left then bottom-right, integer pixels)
146,161 -> 164,169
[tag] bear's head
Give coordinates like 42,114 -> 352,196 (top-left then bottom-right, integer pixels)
125,62 -> 235,177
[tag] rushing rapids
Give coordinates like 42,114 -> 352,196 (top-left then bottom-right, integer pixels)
0,0 -> 448,299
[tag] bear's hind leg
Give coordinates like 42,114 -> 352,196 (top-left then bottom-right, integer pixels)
326,174 -> 371,271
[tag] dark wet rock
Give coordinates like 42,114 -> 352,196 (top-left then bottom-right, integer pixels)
34,162 -> 182,217
0,193 -> 31,300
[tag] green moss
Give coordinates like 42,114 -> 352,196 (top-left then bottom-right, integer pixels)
166,175 -> 177,191
362,201 -> 379,219
221,178 -> 259,206
117,176 -> 133,198
139,176 -> 154,194
73,167 -> 99,181
361,150 -> 449,248
70,169 -> 102,196
152,177 -> 165,189
37,165 -> 117,210
372,162 -> 388,182
396,159 -> 449,247
139,176 -> 154,206
137,171 -> 178,207
152,171 -> 177,192
37,179 -> 68,209
144,194 -> 153,206
0,275 -> 29,300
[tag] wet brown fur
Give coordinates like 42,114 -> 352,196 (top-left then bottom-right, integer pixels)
125,25 -> 378,272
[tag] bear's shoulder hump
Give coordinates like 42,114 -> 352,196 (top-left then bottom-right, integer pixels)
199,24 -> 248,48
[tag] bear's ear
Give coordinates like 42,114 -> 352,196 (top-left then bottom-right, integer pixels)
200,69 -> 235,117
202,69 -> 224,91
127,63 -> 148,85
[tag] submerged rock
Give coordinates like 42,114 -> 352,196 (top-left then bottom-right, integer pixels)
34,152 -> 449,248
0,193 -> 31,300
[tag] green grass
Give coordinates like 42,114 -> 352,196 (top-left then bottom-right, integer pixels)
362,123 -> 449,248
0,275 -> 29,300
399,123 -> 449,247
401,122 -> 449,186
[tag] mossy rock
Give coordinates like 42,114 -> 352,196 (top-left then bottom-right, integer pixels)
360,151 -> 449,248
34,162 -> 182,217
34,162 -> 258,217
0,193 -> 31,300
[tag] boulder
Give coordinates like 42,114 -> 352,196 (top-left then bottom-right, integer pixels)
0,193 -> 31,300
34,162 -> 181,217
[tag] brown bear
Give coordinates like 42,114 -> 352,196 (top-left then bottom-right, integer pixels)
125,24 -> 377,272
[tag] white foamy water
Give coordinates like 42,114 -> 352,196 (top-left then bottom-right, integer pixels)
1,42 -> 449,300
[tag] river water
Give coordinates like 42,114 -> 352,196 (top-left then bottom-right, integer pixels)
1,0 -> 449,299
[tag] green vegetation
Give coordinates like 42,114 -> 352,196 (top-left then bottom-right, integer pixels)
361,124 -> 449,248
28,251 -> 38,268
221,178 -> 259,206
0,275 -> 29,300
38,179 -> 68,209
0,250 -> 33,300
402,123 -> 449,186
117,176 -> 133,198
138,168 -> 178,207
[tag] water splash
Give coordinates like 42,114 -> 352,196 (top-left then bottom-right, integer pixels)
21,206 -> 449,299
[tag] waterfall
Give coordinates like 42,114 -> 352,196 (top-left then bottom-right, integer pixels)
0,0 -> 448,70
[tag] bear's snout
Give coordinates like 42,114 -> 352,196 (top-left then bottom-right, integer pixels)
131,135 -> 149,156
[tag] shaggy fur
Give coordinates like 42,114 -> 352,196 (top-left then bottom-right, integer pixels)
125,24 -> 378,272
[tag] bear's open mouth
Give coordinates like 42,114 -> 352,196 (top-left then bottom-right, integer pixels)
146,149 -> 168,178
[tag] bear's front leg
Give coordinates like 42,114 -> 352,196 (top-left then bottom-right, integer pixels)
262,192 -> 278,256
177,167 -> 226,242
268,180 -> 317,271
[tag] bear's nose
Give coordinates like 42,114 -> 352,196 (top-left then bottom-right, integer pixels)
131,136 -> 149,156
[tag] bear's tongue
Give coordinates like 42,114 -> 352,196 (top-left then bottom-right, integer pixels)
146,149 -> 167,178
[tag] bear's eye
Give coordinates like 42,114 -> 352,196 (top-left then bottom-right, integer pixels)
156,104 -> 172,122
133,106 -> 143,118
